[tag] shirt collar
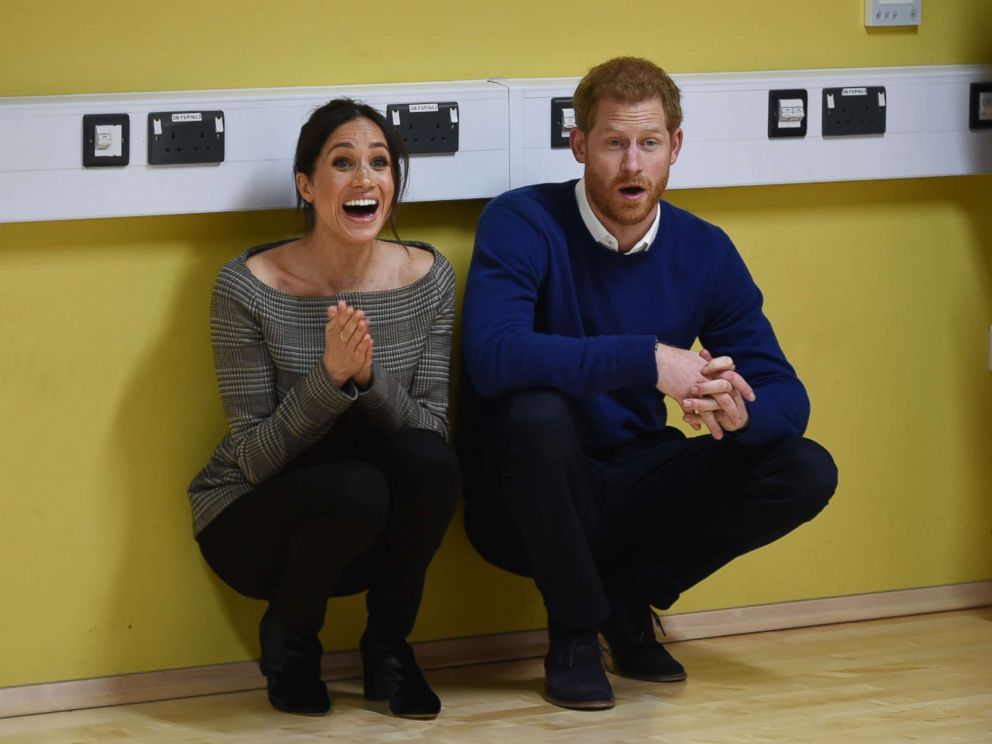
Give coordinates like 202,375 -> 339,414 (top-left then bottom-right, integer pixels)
575,178 -> 660,255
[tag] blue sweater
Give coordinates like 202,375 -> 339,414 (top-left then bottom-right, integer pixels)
462,181 -> 809,450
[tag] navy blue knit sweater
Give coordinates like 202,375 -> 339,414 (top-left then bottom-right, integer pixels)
461,180 -> 809,450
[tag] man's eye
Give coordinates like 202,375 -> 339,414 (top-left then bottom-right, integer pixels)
643,139 -> 659,148
608,139 -> 623,147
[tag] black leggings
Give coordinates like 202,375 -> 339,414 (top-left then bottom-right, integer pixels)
198,428 -> 459,639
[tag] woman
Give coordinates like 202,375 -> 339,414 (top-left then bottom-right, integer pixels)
187,98 -> 459,719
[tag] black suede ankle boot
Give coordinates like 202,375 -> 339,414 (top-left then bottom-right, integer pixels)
258,607 -> 330,716
360,631 -> 441,719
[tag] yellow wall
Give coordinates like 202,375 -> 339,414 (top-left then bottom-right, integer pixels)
1,1 -> 990,688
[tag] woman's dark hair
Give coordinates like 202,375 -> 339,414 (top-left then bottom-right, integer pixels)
294,98 -> 409,237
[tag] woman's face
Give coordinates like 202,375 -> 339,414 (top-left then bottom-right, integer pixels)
296,117 -> 395,247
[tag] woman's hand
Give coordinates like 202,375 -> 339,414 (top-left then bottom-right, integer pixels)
324,301 -> 373,387
352,330 -> 373,390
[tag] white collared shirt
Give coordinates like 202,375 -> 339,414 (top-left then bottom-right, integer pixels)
574,178 -> 660,254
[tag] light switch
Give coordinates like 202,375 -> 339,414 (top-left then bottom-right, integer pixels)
94,124 -> 122,158
768,89 -> 807,139
550,97 -> 576,148
83,114 -> 129,167
865,0 -> 921,28
971,83 -> 992,130
777,99 -> 805,128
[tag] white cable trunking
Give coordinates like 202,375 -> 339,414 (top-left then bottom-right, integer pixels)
0,65 -> 989,224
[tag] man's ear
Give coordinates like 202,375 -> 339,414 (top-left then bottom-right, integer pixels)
669,128 -> 684,166
570,127 -> 587,164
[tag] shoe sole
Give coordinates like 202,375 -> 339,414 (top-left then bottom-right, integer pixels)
602,651 -> 688,683
543,691 -> 616,711
610,668 -> 687,683
268,696 -> 331,716
363,697 -> 440,720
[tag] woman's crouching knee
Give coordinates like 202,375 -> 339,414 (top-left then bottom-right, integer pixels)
379,428 -> 461,524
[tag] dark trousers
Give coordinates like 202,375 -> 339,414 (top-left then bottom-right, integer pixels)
198,428 -> 459,639
464,390 -> 837,627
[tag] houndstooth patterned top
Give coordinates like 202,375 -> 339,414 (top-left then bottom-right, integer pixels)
187,239 -> 455,536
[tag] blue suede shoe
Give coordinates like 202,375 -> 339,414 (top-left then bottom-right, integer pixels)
543,634 -> 615,710
599,596 -> 686,683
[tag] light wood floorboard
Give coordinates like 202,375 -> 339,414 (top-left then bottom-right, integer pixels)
0,608 -> 989,743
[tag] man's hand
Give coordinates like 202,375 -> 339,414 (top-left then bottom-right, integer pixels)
680,349 -> 756,439
655,343 -> 714,401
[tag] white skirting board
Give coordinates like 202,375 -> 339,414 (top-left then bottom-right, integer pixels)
1,65 -> 990,224
1,580 -> 989,719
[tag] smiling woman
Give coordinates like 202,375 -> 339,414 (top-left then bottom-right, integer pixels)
186,99 -> 459,721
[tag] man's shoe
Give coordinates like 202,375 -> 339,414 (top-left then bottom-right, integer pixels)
258,607 -> 331,716
360,631 -> 441,719
543,634 -> 615,710
599,596 -> 686,683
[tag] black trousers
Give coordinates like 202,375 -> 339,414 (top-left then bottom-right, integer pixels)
464,390 -> 838,628
198,428 -> 459,639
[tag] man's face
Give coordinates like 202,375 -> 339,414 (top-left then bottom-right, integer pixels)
570,97 -> 683,238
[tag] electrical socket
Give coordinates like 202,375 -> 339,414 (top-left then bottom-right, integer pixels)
147,111 -> 225,166
822,86 -> 886,136
386,102 -> 459,155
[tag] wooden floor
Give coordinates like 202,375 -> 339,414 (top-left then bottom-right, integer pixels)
1,608 -> 989,743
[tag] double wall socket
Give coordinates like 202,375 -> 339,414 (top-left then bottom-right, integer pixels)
386,102 -> 459,155
823,87 -> 887,136
147,111 -> 224,165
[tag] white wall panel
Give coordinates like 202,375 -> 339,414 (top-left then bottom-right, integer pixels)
1,66 -> 989,224
0,82 -> 510,223
498,65 -> 992,191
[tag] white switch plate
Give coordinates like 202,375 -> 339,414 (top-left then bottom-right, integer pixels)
865,0 -> 921,27
93,124 -> 122,158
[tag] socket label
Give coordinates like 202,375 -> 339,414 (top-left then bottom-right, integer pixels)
171,113 -> 203,122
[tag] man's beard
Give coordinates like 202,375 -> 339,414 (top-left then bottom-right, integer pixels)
585,171 -> 667,227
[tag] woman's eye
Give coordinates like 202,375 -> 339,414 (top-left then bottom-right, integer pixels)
332,158 -> 353,169
371,157 -> 389,170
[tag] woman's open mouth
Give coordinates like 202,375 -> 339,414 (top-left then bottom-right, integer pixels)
343,198 -> 380,220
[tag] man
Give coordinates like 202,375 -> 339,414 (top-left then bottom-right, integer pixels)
459,56 -> 837,710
